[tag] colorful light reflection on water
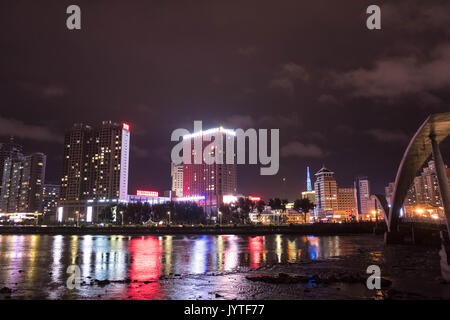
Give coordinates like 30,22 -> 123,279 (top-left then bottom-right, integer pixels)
0,234 -> 359,299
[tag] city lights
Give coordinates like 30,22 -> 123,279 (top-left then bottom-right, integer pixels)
175,195 -> 206,202
136,190 -> 159,197
223,195 -> 237,204
182,127 -> 236,140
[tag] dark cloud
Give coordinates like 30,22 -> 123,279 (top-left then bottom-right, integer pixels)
269,63 -> 309,96
21,83 -> 68,99
0,116 -> 62,143
281,141 -> 325,158
383,0 -> 450,34
366,129 -> 410,143
236,46 -> 258,57
331,43 -> 450,99
317,94 -> 340,105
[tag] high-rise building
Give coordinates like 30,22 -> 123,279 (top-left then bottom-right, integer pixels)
182,128 -> 237,215
415,160 -> 445,206
0,153 -> 46,213
59,121 -> 130,221
355,176 -> 370,216
336,187 -> 357,219
406,161 -> 450,208
60,123 -> 92,202
0,137 -> 23,196
42,184 -> 60,215
171,162 -> 183,197
314,166 -> 338,219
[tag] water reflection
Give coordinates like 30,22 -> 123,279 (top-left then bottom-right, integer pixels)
0,233 -> 364,299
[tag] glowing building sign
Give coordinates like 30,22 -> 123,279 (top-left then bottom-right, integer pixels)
249,196 -> 261,201
123,123 -> 130,131
136,190 -> 159,197
176,195 -> 206,202
223,195 -> 237,204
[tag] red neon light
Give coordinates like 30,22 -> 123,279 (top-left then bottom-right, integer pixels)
136,190 -> 158,197
249,196 -> 261,201
123,123 -> 130,131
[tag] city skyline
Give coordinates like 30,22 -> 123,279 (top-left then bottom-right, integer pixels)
0,120 -> 449,202
1,1 -> 449,200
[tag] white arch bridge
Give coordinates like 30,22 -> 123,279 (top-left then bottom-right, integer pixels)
383,112 -> 450,279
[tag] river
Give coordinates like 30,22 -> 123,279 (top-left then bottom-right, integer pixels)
0,234 -> 447,299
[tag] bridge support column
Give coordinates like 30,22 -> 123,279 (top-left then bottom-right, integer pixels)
430,134 -> 450,237
430,134 -> 450,281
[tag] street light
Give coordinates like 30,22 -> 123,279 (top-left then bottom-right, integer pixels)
218,211 -> 222,225
167,210 -> 171,225
119,210 -> 124,226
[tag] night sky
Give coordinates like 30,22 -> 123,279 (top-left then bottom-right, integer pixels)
1,0 -> 449,200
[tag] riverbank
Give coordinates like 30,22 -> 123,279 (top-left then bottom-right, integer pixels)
0,222 -> 381,236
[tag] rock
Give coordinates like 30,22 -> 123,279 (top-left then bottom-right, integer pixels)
95,279 -> 111,286
0,287 -> 12,294
380,277 -> 392,287
246,273 -> 311,284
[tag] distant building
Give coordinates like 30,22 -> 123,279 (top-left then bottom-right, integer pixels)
171,162 -> 183,197
414,160 -> 448,207
0,138 -> 23,196
301,190 -> 315,203
42,184 -> 60,215
314,166 -> 338,219
59,121 -> 130,222
355,176 -> 371,216
0,152 -> 46,213
336,187 -> 357,220
384,182 -> 395,206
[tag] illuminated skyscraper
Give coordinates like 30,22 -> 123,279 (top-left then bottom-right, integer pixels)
0,152 -> 46,213
42,184 -> 61,215
182,128 -> 237,215
355,176 -> 371,216
60,121 -> 130,221
336,187 -> 357,220
171,162 -> 183,197
314,166 -> 338,219
0,137 -> 23,196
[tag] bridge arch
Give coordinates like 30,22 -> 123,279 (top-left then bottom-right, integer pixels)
388,112 -> 450,236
